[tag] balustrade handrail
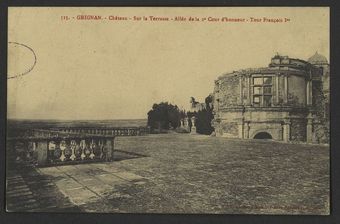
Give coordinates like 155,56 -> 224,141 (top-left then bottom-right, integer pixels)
46,126 -> 150,136
49,126 -> 148,129
7,128 -> 115,140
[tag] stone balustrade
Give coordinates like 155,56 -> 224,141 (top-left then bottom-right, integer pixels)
7,129 -> 115,167
48,126 -> 150,136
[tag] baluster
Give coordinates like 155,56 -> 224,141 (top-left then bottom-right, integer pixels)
69,140 -> 76,161
54,140 -> 62,162
73,139 -> 81,160
60,140 -> 66,162
93,138 -> 100,159
31,141 -> 38,164
98,139 -> 104,159
80,139 -> 86,160
84,138 -> 92,160
64,139 -> 72,161
89,139 -> 95,159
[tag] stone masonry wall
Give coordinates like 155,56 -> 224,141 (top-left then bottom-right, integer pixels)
313,120 -> 330,144
221,122 -> 238,137
290,119 -> 307,142
219,75 -> 239,108
313,81 -> 326,118
287,76 -> 306,107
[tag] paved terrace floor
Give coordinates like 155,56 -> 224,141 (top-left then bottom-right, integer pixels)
6,134 -> 329,214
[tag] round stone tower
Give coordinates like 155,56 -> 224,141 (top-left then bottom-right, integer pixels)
212,54 -> 325,142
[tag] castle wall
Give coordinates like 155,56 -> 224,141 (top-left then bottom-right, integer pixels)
288,76 -> 306,107
290,118 -> 307,142
218,75 -> 239,108
212,54 -> 329,144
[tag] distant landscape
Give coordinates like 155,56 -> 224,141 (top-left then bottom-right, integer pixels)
7,119 -> 148,129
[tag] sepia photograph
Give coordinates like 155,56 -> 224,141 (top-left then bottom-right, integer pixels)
6,7 -> 330,215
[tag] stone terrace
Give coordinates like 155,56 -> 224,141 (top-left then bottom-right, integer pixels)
6,134 -> 330,214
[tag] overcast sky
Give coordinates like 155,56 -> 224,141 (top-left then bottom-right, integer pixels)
8,7 -> 329,120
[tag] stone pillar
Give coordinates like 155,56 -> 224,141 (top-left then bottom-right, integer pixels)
238,119 -> 244,139
190,116 -> 197,134
284,75 -> 288,104
275,75 -> 279,105
283,119 -> 291,142
306,113 -> 313,143
184,117 -> 190,132
310,81 -> 313,105
239,76 -> 243,105
306,80 -> 310,105
104,138 -> 114,162
246,76 -> 251,106
244,122 -> 250,139
36,140 -> 48,166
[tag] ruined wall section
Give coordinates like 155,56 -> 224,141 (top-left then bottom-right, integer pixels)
218,75 -> 240,109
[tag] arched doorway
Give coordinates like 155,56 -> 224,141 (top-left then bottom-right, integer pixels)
253,132 -> 272,140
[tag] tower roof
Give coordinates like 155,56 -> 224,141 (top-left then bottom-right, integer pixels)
308,52 -> 328,65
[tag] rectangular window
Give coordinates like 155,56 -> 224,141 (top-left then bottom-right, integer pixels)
253,96 -> 261,107
253,77 -> 263,85
253,86 -> 262,95
264,77 -> 272,85
252,75 -> 273,107
263,87 -> 272,94
263,96 -> 272,107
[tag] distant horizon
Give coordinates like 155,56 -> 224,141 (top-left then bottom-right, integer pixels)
7,117 -> 148,121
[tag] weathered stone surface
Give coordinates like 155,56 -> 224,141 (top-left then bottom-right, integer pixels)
6,134 -> 329,214
6,164 -> 82,212
218,75 -> 239,108
290,118 -> 307,142
212,54 -> 329,143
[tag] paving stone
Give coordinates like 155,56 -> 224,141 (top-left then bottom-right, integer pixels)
114,172 -> 144,181
100,165 -> 123,173
5,134 -> 329,214
95,173 -> 129,186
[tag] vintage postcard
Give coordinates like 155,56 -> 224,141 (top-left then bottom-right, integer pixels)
7,7 -> 329,214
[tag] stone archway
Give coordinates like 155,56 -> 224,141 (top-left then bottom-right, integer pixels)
253,132 -> 272,140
